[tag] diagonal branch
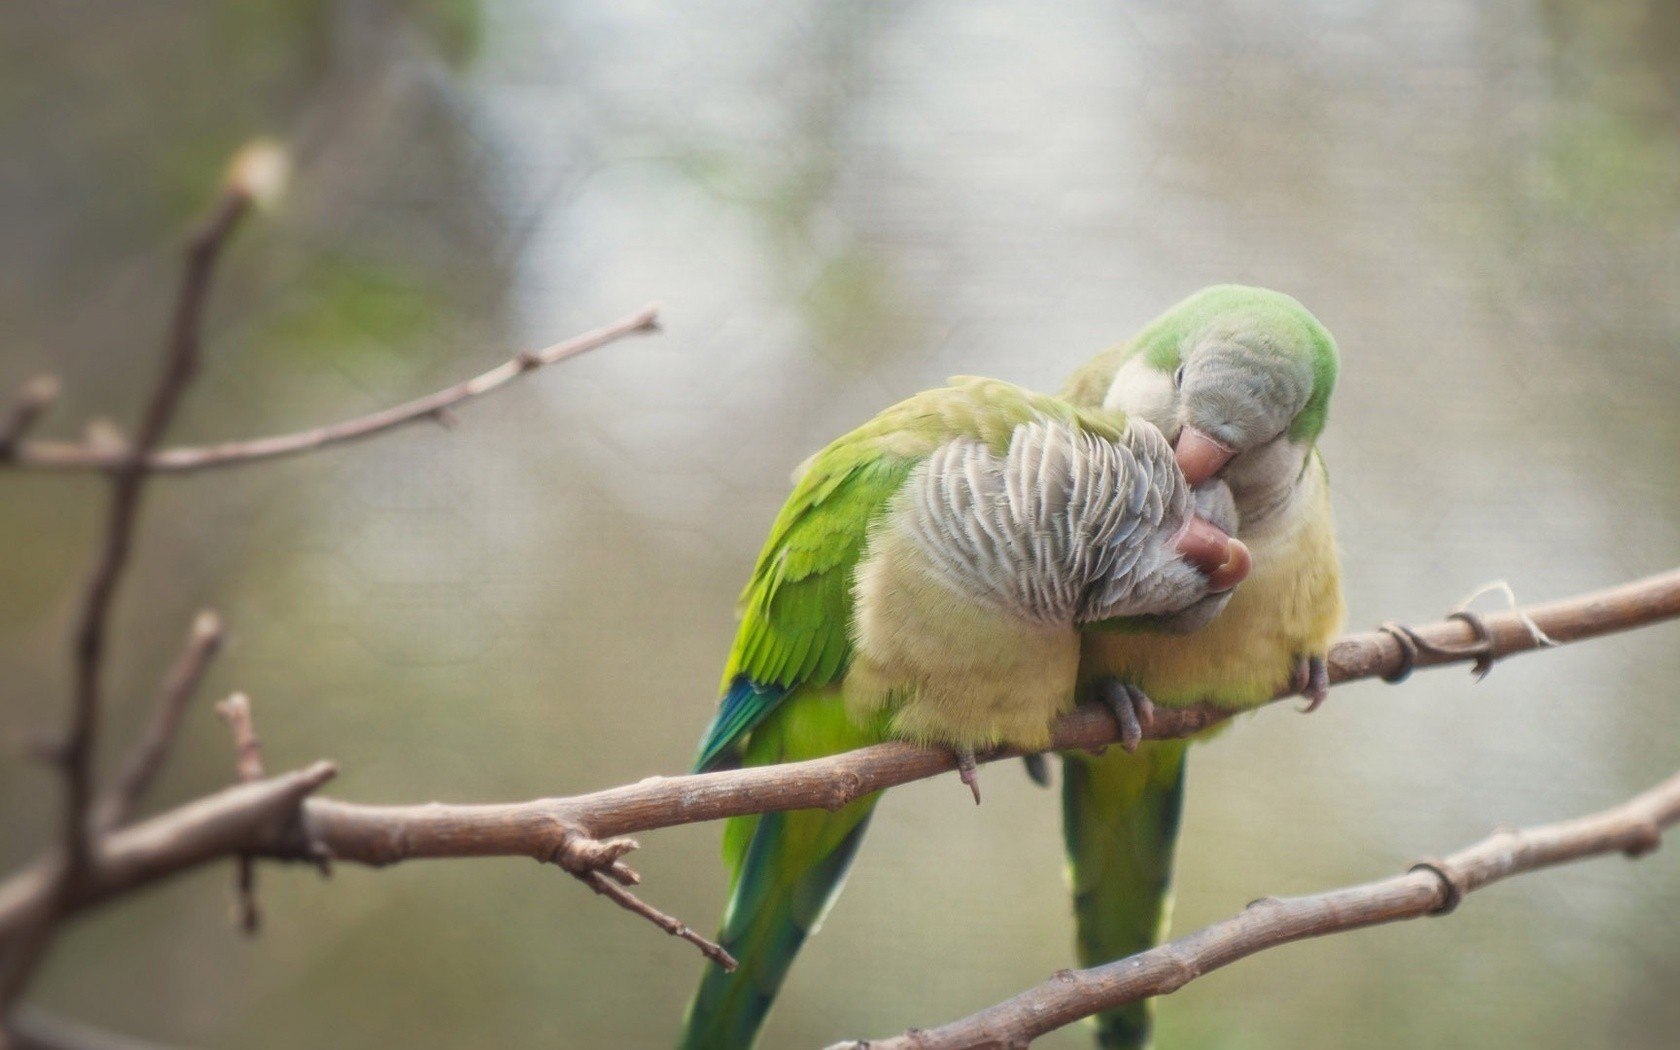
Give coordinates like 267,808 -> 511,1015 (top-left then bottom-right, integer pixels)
3,304 -> 660,474
94,611 -> 225,831
834,768 -> 1680,1049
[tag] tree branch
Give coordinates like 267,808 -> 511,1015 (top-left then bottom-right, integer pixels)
0,168 -> 253,1014
0,764 -> 338,944
0,567 -> 1673,963
94,611 -> 225,831
835,768 -> 1680,1049
2,305 -> 661,474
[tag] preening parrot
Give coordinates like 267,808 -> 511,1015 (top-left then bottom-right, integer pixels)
679,377 -> 1250,1050
1057,285 -> 1347,1048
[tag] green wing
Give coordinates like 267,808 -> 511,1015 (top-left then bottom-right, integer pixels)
695,377 -> 1128,773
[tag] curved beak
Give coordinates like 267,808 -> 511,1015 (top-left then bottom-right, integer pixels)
1174,426 -> 1235,486
1173,517 -> 1252,593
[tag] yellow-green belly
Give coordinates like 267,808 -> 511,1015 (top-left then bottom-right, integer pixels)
1079,479 -> 1345,710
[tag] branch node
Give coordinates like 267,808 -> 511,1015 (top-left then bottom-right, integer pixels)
1623,820 -> 1663,858
1407,858 -> 1467,915
545,827 -> 735,971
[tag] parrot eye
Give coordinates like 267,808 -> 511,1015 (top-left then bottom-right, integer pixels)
1172,364 -> 1186,388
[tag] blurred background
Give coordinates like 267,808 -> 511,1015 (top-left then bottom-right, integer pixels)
4,1 -> 1680,1046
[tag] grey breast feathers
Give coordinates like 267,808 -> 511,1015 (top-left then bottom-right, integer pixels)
901,417 -> 1199,625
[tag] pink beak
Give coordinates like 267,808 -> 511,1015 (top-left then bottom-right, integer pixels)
1173,517 -> 1251,592
1170,424 -> 1249,592
1174,426 -> 1235,486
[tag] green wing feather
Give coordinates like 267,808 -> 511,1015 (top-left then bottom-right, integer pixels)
1062,740 -> 1189,1050
696,376 -> 1127,772
685,378 -> 1135,1049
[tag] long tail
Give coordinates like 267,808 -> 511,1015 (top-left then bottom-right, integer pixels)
1061,739 -> 1189,1049
680,695 -> 882,1050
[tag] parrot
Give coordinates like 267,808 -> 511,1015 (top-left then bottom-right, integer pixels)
1056,284 -> 1347,1049
678,376 -> 1251,1050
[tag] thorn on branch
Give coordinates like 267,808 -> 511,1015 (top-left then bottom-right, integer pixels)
548,828 -> 736,972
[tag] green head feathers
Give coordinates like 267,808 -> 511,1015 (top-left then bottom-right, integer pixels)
1130,285 -> 1339,445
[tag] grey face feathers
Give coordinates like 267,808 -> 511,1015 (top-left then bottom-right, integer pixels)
1177,330 -> 1314,452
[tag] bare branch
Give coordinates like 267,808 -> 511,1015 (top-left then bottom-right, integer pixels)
836,769 -> 1680,1049
0,376 -> 60,458
94,611 -> 225,831
0,566 -> 1672,964
0,764 -> 338,944
4,305 -> 661,474
0,171 -> 252,1013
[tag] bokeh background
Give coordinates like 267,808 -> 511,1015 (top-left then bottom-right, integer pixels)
5,1 -> 1680,1047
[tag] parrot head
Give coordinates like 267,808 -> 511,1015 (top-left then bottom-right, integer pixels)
1101,285 -> 1339,517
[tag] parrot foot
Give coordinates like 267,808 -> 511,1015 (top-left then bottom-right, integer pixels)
1093,678 -> 1155,753
1021,753 -> 1052,788
953,747 -> 982,804
1292,655 -> 1330,712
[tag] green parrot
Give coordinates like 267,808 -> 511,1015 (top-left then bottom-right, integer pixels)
1057,285 -> 1347,1048
679,376 -> 1250,1050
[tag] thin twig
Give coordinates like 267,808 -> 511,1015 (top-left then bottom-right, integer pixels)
836,768 -> 1680,1049
0,567 -> 1673,955
214,693 -> 265,933
0,166 -> 253,1014
4,305 -> 661,474
0,376 -> 60,458
550,833 -> 737,970
94,611 -> 225,830
214,693 -> 265,784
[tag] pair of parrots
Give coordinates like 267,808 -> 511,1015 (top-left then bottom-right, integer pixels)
681,285 -> 1345,1049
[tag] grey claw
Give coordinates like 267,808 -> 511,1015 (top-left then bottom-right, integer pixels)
1021,753 -> 1052,788
954,747 -> 982,804
1095,679 -> 1154,753
1297,655 -> 1329,713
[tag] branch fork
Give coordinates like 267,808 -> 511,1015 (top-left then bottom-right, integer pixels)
546,825 -> 736,972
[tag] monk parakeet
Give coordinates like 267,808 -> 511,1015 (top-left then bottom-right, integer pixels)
1057,285 -> 1346,1048
679,376 -> 1249,1050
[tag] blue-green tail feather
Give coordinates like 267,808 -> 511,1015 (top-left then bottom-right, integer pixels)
1061,740 -> 1189,1049
679,797 -> 879,1050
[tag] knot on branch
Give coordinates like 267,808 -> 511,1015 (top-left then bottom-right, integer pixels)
548,828 -> 641,886
1378,610 -> 1497,683
1622,820 -> 1663,858
1408,858 -> 1468,915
